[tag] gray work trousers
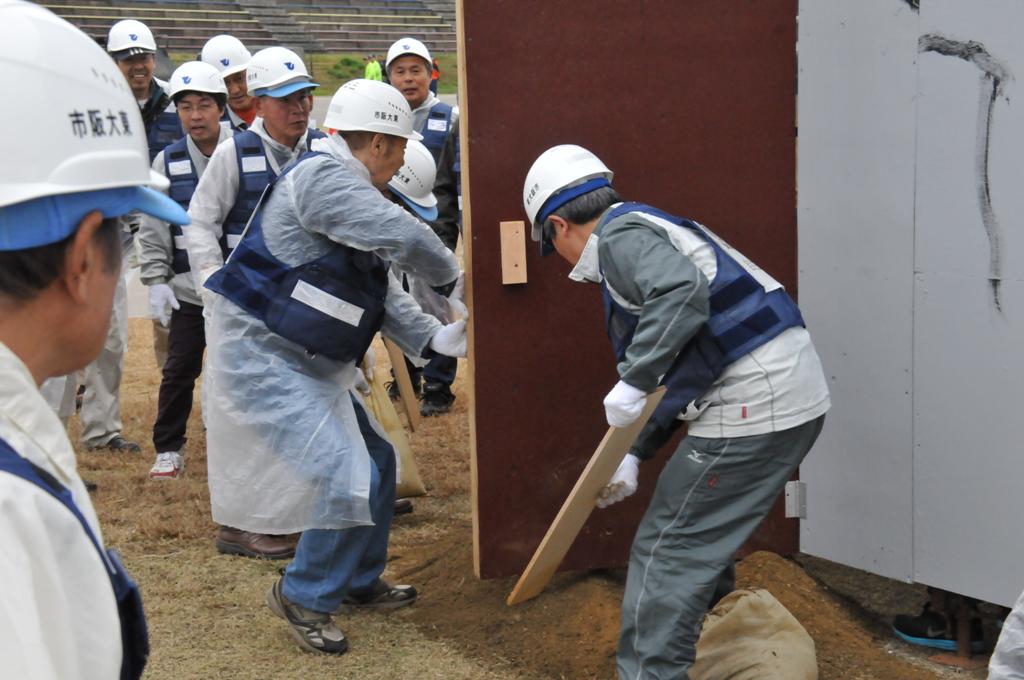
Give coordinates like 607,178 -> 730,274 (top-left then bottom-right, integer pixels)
80,269 -> 128,446
617,415 -> 825,680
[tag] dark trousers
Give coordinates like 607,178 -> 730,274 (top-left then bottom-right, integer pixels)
423,353 -> 457,386
152,301 -> 205,452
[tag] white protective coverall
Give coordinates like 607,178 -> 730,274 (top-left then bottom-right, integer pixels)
0,342 -> 121,679
202,133 -> 459,534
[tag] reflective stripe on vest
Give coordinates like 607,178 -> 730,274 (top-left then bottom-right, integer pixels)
0,437 -> 149,680
205,151 -> 390,363
419,101 -> 452,163
223,129 -> 327,259
599,202 -> 805,427
163,136 -> 197,274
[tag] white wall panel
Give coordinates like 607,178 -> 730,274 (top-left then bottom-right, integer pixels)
797,0 -> 920,582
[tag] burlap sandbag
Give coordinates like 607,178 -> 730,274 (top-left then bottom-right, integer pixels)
691,588 -> 817,680
365,365 -> 426,498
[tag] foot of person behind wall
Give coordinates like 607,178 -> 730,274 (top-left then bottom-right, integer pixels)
83,479 -> 98,492
267,577 -> 349,655
394,498 -> 414,515
420,382 -> 455,416
85,434 -> 141,454
216,526 -> 298,560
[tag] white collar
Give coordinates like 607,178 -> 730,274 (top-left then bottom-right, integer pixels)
0,342 -> 79,488
411,93 -> 441,115
568,233 -> 602,283
311,134 -> 373,182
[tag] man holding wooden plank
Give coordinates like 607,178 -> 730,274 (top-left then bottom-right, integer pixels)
522,145 -> 831,680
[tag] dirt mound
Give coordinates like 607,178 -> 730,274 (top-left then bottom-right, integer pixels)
397,528 -> 623,680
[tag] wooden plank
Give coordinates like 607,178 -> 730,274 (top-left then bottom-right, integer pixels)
507,388 -> 666,605
499,221 -> 528,284
382,337 -> 421,432
455,0 -> 485,579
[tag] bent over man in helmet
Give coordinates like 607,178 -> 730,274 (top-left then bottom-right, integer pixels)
201,79 -> 465,654
522,145 -> 831,680
0,3 -> 190,677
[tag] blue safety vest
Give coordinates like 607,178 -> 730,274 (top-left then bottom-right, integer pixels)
223,129 -> 327,257
0,437 -> 148,680
599,202 -> 806,428
205,151 -> 390,363
146,108 -> 183,164
162,137 -> 199,274
419,101 -> 453,163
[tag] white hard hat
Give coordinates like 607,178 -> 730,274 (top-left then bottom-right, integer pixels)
246,46 -> 318,97
388,140 -> 438,221
324,79 -> 423,141
523,144 -> 614,247
169,61 -> 227,99
0,1 -> 188,250
385,37 -> 431,70
201,34 -> 251,78
107,18 -> 156,56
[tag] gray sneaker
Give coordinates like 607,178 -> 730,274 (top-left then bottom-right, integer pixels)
266,578 -> 348,655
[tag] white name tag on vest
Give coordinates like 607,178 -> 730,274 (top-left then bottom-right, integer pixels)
290,280 -> 364,327
427,118 -> 447,132
173,235 -> 187,250
241,155 -> 267,173
168,160 -> 192,176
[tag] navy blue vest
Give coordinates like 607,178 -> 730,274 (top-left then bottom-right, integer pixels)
419,101 -> 453,162
162,137 -> 199,274
205,151 -> 390,363
146,108 -> 183,164
221,107 -> 248,132
0,438 -> 148,680
600,202 -> 805,428
224,128 -> 327,258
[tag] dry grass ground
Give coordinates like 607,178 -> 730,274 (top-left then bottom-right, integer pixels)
71,319 -> 985,679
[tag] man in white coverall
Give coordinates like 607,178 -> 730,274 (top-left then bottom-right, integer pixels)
201,79 -> 465,654
522,145 -> 831,680
185,45 -> 326,559
0,3 -> 190,677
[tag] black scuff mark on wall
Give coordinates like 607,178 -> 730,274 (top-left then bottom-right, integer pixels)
919,34 -> 1011,311
902,0 -> 920,13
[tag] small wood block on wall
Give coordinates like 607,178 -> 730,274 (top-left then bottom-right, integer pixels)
500,221 -> 528,284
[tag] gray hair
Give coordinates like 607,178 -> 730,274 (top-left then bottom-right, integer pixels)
543,185 -> 623,243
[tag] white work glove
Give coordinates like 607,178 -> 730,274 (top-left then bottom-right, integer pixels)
447,273 -> 468,319
603,380 -> 647,428
148,283 -> 180,327
596,454 -> 640,509
429,320 -> 467,357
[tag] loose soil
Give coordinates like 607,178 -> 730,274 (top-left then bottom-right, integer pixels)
74,320 -> 984,679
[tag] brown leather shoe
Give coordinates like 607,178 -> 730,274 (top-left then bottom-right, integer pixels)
216,526 -> 296,560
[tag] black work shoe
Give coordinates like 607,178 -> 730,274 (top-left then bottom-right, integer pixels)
892,603 -> 984,653
86,435 -> 141,453
83,479 -> 98,492
394,498 -> 414,515
266,578 -> 348,655
341,579 -> 417,610
386,376 -> 422,401
420,382 -> 455,416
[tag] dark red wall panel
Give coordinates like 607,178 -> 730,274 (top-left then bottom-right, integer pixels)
463,0 -> 798,578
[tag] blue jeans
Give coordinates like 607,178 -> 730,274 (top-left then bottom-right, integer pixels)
282,396 -> 396,613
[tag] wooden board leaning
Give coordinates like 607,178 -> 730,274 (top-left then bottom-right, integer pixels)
507,388 -> 667,605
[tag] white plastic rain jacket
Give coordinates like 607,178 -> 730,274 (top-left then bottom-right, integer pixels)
202,133 -> 459,534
